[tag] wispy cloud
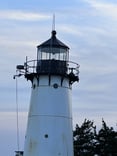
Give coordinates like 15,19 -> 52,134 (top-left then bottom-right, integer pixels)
84,0 -> 117,20
0,10 -> 51,21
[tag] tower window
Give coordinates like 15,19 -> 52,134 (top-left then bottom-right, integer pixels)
44,134 -> 48,138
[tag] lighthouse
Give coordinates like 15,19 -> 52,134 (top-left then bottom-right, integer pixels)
15,29 -> 79,156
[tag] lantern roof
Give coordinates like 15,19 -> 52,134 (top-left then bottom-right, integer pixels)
37,30 -> 69,49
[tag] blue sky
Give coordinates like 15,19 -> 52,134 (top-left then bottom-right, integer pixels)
0,0 -> 117,155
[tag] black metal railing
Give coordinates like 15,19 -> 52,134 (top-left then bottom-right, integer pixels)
23,59 -> 79,77
15,59 -> 79,83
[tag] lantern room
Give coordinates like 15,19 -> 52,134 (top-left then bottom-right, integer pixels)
16,30 -> 79,84
36,30 -> 69,75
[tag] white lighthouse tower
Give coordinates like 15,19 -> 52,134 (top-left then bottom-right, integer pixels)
15,29 -> 79,156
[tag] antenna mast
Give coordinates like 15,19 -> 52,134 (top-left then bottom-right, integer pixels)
52,14 -> 55,31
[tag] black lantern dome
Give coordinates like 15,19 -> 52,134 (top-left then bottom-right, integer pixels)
37,30 -> 69,49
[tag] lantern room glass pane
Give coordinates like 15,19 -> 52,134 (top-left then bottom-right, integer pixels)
37,47 -> 69,61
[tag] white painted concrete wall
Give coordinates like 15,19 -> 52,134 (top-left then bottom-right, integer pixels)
24,75 -> 73,156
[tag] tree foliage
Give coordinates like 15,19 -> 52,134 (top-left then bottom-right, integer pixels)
73,119 -> 117,156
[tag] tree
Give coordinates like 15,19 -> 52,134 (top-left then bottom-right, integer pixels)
73,119 -> 117,156
73,119 -> 97,156
95,119 -> 117,156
